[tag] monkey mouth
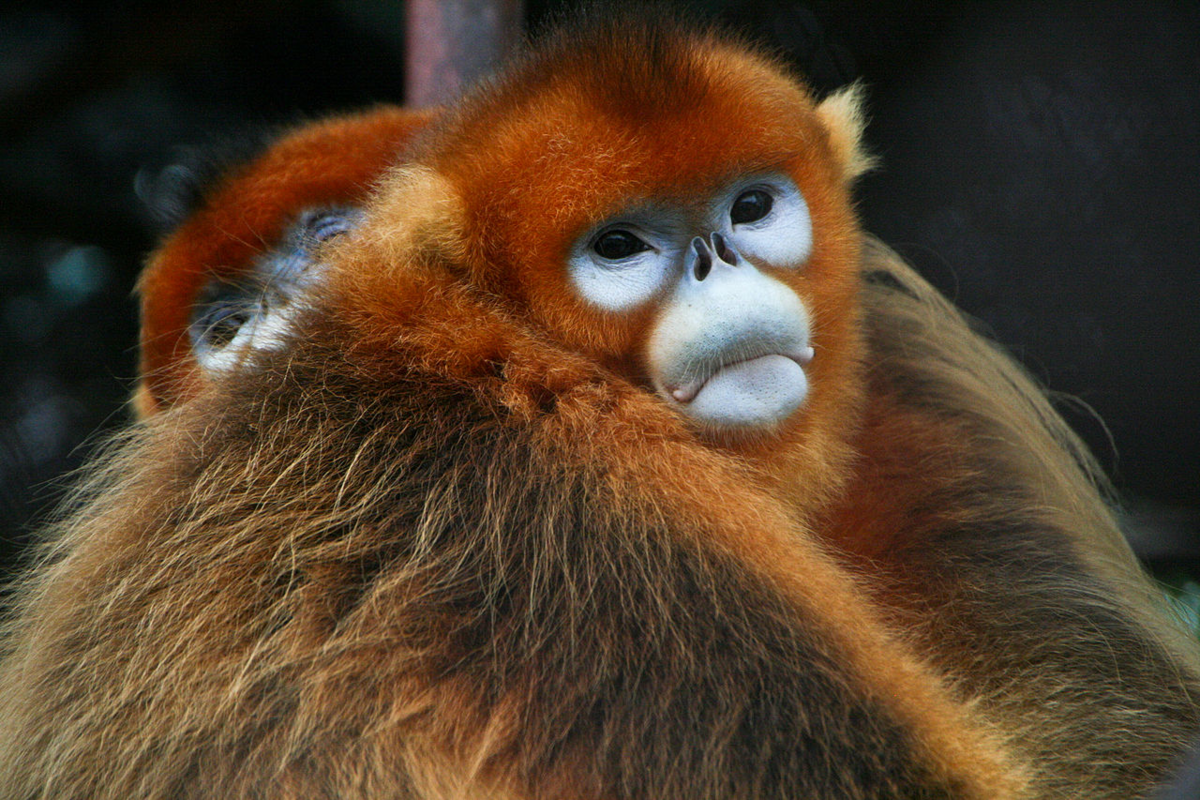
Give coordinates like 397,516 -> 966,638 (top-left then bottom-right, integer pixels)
666,346 -> 815,404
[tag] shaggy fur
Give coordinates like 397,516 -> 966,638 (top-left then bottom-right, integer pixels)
831,241 -> 1200,795
2,10 -> 1197,799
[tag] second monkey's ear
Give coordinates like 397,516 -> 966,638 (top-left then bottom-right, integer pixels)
814,83 -> 876,181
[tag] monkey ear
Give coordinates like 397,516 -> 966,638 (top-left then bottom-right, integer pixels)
814,82 -> 876,181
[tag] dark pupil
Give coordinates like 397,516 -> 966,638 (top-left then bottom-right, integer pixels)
594,230 -> 648,260
730,190 -> 773,224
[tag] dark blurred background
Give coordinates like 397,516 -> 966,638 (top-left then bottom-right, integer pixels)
1,0 -> 1197,587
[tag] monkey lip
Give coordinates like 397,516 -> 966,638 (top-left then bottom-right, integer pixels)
668,347 -> 814,404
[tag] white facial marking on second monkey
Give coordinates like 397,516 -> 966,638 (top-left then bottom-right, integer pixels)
189,206 -> 361,373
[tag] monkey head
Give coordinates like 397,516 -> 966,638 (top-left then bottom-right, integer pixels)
135,106 -> 435,416
322,23 -> 877,516
400,25 -> 873,441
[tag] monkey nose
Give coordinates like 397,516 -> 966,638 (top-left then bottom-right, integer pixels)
691,236 -> 713,281
690,234 -> 740,281
710,232 -> 738,266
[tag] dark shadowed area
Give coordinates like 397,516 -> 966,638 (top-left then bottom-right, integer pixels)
1,0 -> 1196,587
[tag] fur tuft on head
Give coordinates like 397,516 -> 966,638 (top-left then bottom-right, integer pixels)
815,82 -> 876,180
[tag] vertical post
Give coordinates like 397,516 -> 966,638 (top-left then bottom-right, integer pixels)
405,0 -> 525,108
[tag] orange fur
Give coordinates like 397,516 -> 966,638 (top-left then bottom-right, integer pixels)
2,10 -> 1197,800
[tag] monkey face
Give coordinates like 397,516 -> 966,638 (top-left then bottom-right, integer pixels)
395,37 -> 866,439
136,107 -> 436,415
188,205 -> 361,372
568,174 -> 817,431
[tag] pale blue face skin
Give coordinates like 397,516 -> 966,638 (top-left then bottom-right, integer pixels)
567,174 -> 816,432
189,206 -> 360,373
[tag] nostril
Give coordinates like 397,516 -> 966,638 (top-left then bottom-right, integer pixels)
692,236 -> 713,281
710,232 -> 737,265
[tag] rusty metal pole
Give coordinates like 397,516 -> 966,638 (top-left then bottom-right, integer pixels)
405,0 -> 525,108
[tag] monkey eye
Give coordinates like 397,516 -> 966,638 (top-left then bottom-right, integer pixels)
302,209 -> 358,244
189,279 -> 264,358
593,229 -> 652,260
570,218 -> 675,311
730,190 -> 774,225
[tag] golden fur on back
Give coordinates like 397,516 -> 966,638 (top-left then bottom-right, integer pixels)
837,240 -> 1200,794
